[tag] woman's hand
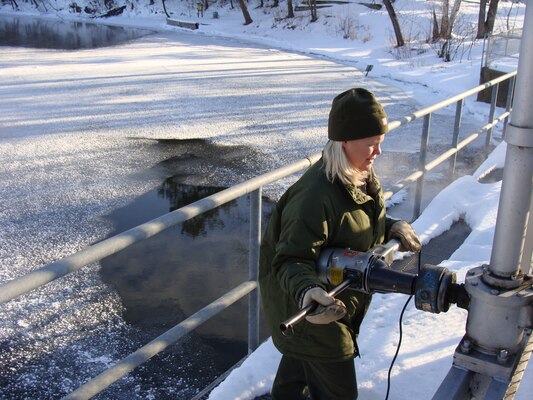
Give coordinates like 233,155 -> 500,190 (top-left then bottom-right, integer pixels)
300,286 -> 347,324
389,221 -> 422,252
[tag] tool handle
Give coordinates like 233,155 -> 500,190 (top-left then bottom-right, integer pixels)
279,279 -> 352,333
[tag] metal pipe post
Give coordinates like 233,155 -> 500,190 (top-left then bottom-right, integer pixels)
501,76 -> 515,140
485,83 -> 499,155
449,99 -> 463,180
489,1 -> 533,278
414,113 -> 431,218
248,188 -> 262,354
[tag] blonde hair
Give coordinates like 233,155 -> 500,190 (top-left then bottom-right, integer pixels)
322,140 -> 368,187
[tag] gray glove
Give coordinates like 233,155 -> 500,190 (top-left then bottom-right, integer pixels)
300,286 -> 346,325
389,220 -> 422,253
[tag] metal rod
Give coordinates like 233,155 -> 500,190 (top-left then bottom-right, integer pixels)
382,111 -> 511,201
279,279 -> 352,333
247,188 -> 262,354
62,280 -> 258,400
485,83 -> 499,155
502,76 -> 515,140
414,113 -> 431,218
386,71 -> 516,132
450,99 -> 464,180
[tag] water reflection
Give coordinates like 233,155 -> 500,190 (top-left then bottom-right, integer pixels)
158,178 -> 240,238
0,14 -> 153,49
100,177 -> 273,342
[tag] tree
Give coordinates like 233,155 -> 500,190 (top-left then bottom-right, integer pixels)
287,0 -> 294,18
433,0 -> 462,40
430,0 -> 463,61
383,0 -> 404,47
308,0 -> 318,22
237,0 -> 253,25
161,0 -> 170,17
476,0 -> 500,38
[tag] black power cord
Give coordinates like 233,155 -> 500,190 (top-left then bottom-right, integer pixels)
384,251 -> 422,400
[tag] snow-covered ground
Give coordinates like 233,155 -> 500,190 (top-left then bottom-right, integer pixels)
0,0 -> 531,398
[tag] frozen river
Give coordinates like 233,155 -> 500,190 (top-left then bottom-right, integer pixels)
0,15 -> 486,399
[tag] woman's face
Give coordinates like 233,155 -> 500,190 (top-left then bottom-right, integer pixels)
342,134 -> 385,171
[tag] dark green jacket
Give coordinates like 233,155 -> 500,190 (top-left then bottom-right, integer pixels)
259,158 -> 396,362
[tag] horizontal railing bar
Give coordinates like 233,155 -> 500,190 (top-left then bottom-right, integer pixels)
0,154 -> 321,305
387,71 -> 516,132
383,110 -> 511,200
62,280 -> 258,400
425,112 -> 510,172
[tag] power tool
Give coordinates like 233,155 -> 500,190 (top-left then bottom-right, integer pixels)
280,240 -> 469,332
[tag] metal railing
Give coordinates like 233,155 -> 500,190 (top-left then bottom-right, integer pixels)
482,28 -> 522,69
0,70 -> 517,399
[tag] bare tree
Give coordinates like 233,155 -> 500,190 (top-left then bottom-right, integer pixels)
440,0 -> 450,38
432,9 -> 440,40
383,0 -> 404,47
237,0 -> 253,25
161,0 -> 170,17
308,0 -> 318,22
287,0 -> 294,18
476,0 -> 500,38
433,0 -> 462,40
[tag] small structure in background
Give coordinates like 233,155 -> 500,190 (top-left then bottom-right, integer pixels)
166,18 -> 199,30
478,29 -> 522,106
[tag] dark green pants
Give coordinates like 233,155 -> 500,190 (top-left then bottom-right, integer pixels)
271,355 -> 358,400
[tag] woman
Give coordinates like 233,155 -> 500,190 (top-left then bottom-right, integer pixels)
259,88 -> 421,399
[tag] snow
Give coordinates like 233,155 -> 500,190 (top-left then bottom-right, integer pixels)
0,0 -> 531,398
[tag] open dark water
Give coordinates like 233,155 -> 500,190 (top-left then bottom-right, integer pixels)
0,13 -> 154,49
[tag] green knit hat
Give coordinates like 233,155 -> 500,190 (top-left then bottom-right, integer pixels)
328,88 -> 388,141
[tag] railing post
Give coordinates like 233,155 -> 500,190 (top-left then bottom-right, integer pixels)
502,75 -> 516,140
449,99 -> 463,180
414,114 -> 431,219
248,188 -> 262,354
485,82 -> 499,155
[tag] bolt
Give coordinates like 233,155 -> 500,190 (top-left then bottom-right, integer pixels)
497,349 -> 509,364
461,339 -> 472,354
491,289 -> 499,295
471,281 -> 478,287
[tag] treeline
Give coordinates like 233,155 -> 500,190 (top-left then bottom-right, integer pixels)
3,0 -> 521,60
